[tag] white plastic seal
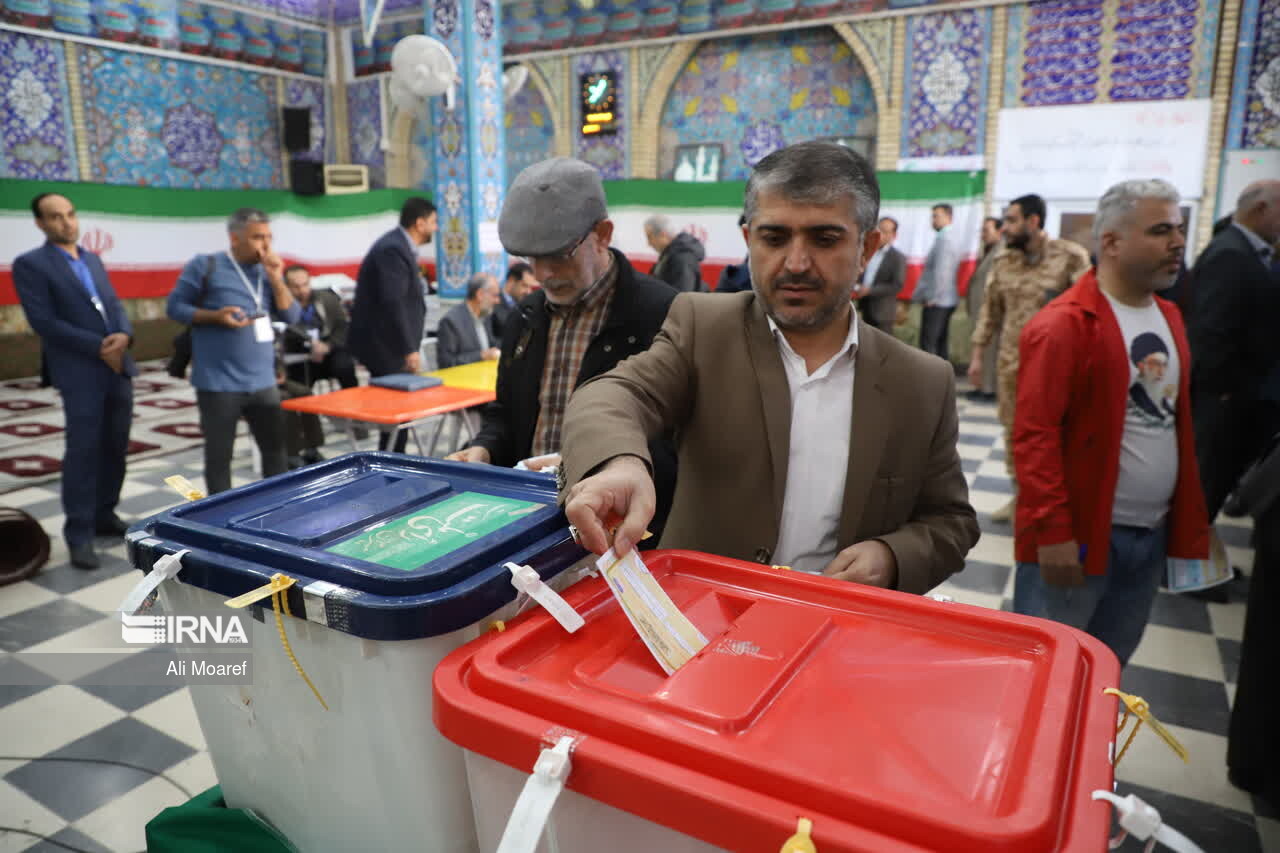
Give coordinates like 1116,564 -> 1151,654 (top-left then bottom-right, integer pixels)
1091,790 -> 1205,853
506,562 -> 585,633
496,735 -> 576,853
118,549 -> 190,615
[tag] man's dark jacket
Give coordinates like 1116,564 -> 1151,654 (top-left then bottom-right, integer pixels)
348,229 -> 425,376
1188,225 -> 1280,399
651,232 -> 707,293
285,288 -> 349,353
469,249 -> 678,538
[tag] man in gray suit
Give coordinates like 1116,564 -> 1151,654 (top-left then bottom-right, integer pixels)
855,216 -> 907,331
913,203 -> 962,361
436,273 -> 501,368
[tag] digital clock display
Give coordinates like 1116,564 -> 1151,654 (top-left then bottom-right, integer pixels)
579,71 -> 619,136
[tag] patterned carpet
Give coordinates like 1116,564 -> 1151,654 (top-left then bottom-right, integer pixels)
0,363 -> 210,495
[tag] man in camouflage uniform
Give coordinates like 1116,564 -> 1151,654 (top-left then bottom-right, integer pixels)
968,194 -> 1091,522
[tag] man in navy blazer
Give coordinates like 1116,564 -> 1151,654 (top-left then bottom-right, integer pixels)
13,193 -> 135,569
348,196 -> 436,451
1188,179 -> 1280,522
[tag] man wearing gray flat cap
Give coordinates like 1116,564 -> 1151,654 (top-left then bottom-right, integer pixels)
446,157 -> 679,544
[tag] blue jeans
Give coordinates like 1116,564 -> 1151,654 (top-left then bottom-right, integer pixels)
1014,523 -> 1167,666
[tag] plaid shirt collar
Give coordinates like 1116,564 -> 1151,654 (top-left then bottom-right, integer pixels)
530,258 -> 618,457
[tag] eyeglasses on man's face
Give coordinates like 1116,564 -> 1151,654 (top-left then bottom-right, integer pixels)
527,223 -> 598,265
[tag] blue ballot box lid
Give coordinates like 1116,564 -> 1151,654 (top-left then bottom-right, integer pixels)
126,452 -> 585,640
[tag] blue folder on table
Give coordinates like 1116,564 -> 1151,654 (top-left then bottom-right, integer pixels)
370,374 -> 443,392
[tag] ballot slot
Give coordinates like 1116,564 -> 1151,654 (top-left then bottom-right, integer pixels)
225,472 -> 452,546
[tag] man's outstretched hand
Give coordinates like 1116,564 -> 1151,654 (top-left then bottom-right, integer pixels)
564,454 -> 654,557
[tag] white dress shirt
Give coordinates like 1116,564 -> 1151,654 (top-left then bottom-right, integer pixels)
769,309 -> 859,573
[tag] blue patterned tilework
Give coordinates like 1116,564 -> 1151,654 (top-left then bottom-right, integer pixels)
504,77 -> 554,183
430,0 -> 473,293
1003,1 -> 1026,108
470,0 -> 507,282
77,43 -> 283,187
347,77 -> 385,188
902,8 -> 991,158
658,27 -> 875,181
0,32 -> 79,180
1240,0 -> 1280,147
1019,0 -> 1104,106
1109,0 -> 1200,101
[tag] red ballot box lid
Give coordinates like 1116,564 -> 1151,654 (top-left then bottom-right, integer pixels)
433,550 -> 1121,853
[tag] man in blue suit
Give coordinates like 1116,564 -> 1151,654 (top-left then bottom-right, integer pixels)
348,196 -> 436,451
13,193 -> 135,569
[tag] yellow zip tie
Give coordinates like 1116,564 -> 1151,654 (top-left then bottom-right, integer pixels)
780,818 -> 817,853
773,565 -> 794,571
1104,688 -> 1187,764
225,574 -> 293,609
225,574 -> 328,711
272,578 -> 328,711
490,620 -> 506,632
165,475 -> 205,501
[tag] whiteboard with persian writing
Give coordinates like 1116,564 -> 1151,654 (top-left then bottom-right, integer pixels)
994,99 -> 1212,201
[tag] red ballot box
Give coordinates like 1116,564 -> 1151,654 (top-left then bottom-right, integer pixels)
434,549 -> 1122,853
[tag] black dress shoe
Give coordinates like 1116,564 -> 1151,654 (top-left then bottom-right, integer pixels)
69,543 -> 100,570
95,515 -> 129,536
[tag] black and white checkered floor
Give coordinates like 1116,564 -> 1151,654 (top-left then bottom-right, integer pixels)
0,392 -> 1274,852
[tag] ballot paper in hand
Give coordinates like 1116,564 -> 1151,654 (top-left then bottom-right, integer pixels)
596,547 -> 708,674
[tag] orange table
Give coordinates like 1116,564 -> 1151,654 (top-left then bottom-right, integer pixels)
281,384 -> 495,455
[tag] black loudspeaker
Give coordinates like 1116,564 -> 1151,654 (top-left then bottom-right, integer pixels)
282,107 -> 311,152
290,159 -> 324,196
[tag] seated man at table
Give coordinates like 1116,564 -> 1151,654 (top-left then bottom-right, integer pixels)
282,264 -> 358,390
436,273 -> 501,368
446,157 -> 678,541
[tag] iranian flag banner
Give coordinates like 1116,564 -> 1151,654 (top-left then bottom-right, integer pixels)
607,170 -> 986,296
1,171 -> 985,305
0,180 -> 428,306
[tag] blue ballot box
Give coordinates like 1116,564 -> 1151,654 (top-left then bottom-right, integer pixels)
124,452 -> 588,853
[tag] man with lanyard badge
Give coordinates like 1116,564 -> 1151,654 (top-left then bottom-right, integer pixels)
167,208 -> 299,494
13,193 -> 136,569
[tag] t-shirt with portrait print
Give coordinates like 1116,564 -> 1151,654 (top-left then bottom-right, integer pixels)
1103,292 -> 1180,529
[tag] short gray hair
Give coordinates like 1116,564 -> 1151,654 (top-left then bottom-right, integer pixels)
227,207 -> 270,233
465,273 -> 494,300
1093,179 -> 1180,245
643,214 -> 672,237
743,141 -> 880,238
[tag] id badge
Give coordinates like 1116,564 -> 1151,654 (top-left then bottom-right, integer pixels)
253,315 -> 274,343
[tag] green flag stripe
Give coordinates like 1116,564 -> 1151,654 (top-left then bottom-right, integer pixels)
0,171 -> 983,218
0,179 -> 426,219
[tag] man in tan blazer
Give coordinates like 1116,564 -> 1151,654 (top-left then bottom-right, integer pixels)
561,141 -> 979,595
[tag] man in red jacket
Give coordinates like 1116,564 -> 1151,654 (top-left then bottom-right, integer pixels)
1012,179 -> 1210,665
